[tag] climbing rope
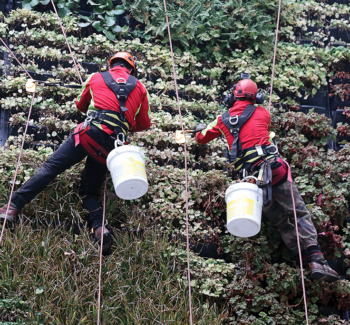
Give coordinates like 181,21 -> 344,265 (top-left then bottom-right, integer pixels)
267,0 -> 282,114
0,46 -> 36,244
286,162 -> 310,324
97,178 -> 107,325
266,0 -> 309,322
49,6 -> 108,322
162,1 -> 193,324
50,0 -> 83,85
0,38 -> 33,80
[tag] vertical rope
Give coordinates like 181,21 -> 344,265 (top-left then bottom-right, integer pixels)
50,0 -> 83,85
286,163 -> 309,324
0,38 -> 33,80
267,0 -> 282,113
162,1 -> 193,324
0,92 -> 36,245
97,178 -> 107,325
267,1 -> 309,322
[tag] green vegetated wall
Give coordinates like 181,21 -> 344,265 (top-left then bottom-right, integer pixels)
1,0 -> 350,324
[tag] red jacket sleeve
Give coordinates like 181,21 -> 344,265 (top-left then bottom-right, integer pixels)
195,116 -> 222,144
130,86 -> 151,132
75,74 -> 94,114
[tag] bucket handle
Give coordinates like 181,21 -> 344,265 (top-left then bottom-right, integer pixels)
242,176 -> 258,183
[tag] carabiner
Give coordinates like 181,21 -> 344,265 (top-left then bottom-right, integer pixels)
115,133 -> 125,147
267,144 -> 278,155
82,110 -> 95,129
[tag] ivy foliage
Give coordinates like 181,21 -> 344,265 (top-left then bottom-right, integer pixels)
123,0 -> 277,58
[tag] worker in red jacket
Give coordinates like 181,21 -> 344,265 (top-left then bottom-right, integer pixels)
0,52 -> 151,254
196,75 -> 339,282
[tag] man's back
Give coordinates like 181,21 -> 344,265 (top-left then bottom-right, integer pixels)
196,99 -> 271,150
76,66 -> 151,132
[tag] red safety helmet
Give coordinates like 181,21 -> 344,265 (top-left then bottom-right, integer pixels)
233,79 -> 258,100
109,51 -> 136,75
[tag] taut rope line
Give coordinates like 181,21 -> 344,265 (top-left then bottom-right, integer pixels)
0,93 -> 36,245
162,1 -> 193,324
267,0 -> 282,114
266,0 -> 309,322
50,0 -> 84,85
0,41 -> 36,245
97,178 -> 107,325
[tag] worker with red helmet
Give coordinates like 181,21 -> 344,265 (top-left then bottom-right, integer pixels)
0,51 -> 151,254
196,73 -> 339,282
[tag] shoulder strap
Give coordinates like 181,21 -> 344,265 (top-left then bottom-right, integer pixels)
100,72 -> 138,122
221,104 -> 257,163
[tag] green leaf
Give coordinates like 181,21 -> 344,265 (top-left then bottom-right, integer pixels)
93,7 -> 105,14
22,0 -> 33,9
107,9 -> 125,16
79,15 -> 92,22
66,1 -> 76,9
35,287 -> 44,295
30,0 -> 40,7
105,15 -> 116,27
92,21 -> 103,32
40,0 -> 50,5
112,25 -> 122,33
58,7 -> 71,17
87,0 -> 99,5
78,22 -> 91,28
103,29 -> 115,41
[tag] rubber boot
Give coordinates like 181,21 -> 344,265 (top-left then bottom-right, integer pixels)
93,226 -> 112,255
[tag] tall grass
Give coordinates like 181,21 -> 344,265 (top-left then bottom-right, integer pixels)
0,219 -> 225,324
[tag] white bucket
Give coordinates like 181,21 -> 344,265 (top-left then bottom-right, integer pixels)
106,145 -> 148,200
225,182 -> 263,238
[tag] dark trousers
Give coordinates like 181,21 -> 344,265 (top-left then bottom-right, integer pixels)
11,126 -> 111,230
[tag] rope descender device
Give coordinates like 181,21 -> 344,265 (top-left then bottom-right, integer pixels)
174,123 -> 207,144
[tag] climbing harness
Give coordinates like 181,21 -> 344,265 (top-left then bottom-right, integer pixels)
83,109 -> 130,135
100,72 -> 138,123
73,71 -> 138,165
221,104 -> 278,206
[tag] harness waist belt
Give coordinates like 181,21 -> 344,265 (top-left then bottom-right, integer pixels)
234,144 -> 278,171
90,109 -> 129,135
